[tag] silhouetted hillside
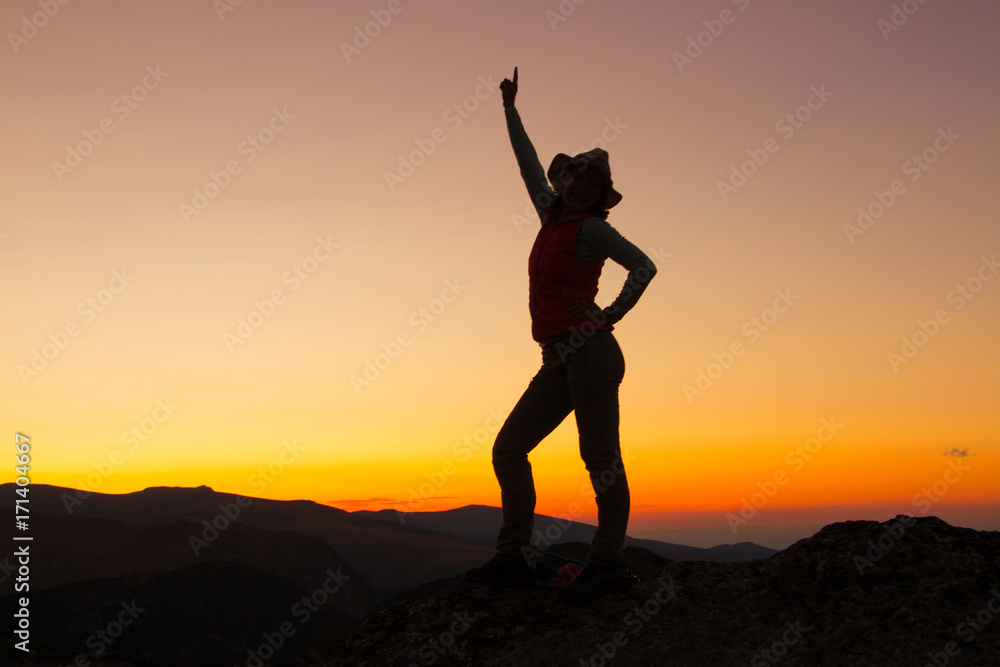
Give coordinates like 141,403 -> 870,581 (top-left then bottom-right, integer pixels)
8,483 -> 495,589
0,509 -> 385,618
358,505 -> 777,562
0,560 -> 353,666
332,516 -> 1000,666
10,485 -> 999,665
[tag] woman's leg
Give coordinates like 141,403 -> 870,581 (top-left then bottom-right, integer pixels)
492,361 -> 574,555
567,331 -> 629,565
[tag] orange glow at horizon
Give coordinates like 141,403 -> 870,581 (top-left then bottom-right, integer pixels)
4,1 -> 999,534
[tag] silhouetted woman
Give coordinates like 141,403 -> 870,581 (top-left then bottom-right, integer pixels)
464,67 -> 658,603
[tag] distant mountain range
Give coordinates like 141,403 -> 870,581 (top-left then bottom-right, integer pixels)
7,483 -> 494,590
356,505 -> 777,562
0,484 -> 772,665
2,484 -> 996,665
631,523 -> 827,550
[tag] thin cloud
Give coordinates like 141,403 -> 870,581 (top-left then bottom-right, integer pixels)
326,497 -> 400,510
943,448 -> 973,457
327,496 -> 463,511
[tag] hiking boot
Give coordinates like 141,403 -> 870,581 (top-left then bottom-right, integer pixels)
463,553 -> 535,585
557,561 -> 628,603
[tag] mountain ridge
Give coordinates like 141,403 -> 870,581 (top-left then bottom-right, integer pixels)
9,484 -> 776,587
7,483 -> 494,589
356,504 -> 777,562
3,484 -> 997,664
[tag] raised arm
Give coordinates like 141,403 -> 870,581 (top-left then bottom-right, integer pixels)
500,67 -> 556,222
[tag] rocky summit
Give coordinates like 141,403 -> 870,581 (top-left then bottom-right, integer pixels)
331,516 -> 1000,666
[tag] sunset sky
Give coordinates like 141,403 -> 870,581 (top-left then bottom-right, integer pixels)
4,0 -> 998,540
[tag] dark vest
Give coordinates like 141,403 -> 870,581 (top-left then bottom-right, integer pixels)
528,212 -> 614,343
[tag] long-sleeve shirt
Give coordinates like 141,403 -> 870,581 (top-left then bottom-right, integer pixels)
505,106 -> 657,325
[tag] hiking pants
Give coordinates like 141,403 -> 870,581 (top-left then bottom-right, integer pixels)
492,330 -> 629,565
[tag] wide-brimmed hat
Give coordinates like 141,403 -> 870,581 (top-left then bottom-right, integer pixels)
547,147 -> 623,210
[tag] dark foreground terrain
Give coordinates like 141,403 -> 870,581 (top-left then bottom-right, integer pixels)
1,484 -> 997,665
333,516 -> 1000,666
